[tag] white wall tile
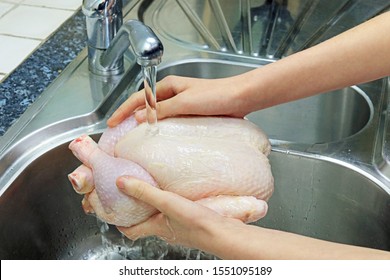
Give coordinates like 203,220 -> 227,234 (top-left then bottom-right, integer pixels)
0,5 -> 73,39
0,2 -> 14,17
0,0 -> 24,4
22,0 -> 82,10
0,34 -> 40,73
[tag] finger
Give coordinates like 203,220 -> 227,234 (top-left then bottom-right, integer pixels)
136,84 -> 194,122
152,76 -> 185,120
116,176 -> 195,218
109,78 -> 174,125
107,90 -> 145,127
156,97 -> 185,119
121,76 -> 192,123
134,97 -> 182,123
155,76 -> 180,100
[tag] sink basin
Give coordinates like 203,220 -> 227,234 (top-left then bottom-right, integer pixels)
0,136 -> 388,259
259,152 -> 390,250
1,0 -> 389,260
0,56 -> 387,259
155,60 -> 371,144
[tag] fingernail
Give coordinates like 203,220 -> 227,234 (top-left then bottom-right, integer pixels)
106,116 -> 116,127
116,176 -> 129,189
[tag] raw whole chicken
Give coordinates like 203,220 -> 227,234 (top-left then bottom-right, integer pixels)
68,116 -> 274,227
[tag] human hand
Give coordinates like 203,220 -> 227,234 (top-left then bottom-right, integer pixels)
107,75 -> 251,127
116,176 -> 244,252
115,176 -> 390,260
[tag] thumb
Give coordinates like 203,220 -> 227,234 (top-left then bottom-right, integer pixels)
116,177 -> 177,242
116,176 -> 157,204
117,176 -> 198,219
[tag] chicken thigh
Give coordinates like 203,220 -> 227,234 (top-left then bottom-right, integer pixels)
68,116 -> 274,227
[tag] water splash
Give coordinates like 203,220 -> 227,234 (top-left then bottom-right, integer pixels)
80,218 -> 217,259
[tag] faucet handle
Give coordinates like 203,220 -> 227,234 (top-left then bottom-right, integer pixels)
82,0 -> 122,18
82,1 -> 164,75
82,0 -> 123,49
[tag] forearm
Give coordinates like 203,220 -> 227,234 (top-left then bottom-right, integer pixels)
205,223 -> 390,260
237,12 -> 390,112
116,177 -> 390,260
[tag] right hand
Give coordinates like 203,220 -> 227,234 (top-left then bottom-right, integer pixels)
107,75 -> 252,127
116,176 -> 245,252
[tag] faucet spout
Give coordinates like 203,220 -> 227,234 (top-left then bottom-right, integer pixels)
101,20 -> 164,69
82,0 -> 163,76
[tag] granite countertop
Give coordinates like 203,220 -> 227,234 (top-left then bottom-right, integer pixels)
0,10 -> 87,137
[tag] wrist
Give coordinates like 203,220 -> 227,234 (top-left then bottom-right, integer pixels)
193,216 -> 248,259
233,67 -> 272,114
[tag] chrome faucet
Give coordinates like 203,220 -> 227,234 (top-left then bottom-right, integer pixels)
82,0 -> 164,76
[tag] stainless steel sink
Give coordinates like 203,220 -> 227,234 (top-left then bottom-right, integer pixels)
0,137 -> 388,259
1,0 -> 390,259
0,56 -> 388,259
260,152 -> 390,250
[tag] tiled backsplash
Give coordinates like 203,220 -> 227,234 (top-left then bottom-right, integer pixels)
0,0 -> 81,82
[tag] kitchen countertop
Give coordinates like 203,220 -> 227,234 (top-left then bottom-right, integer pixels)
0,9 -> 86,136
